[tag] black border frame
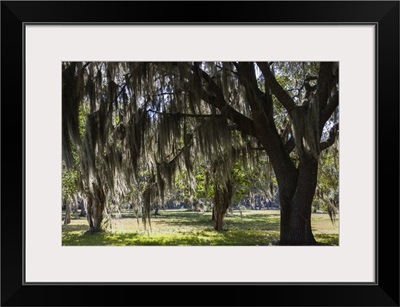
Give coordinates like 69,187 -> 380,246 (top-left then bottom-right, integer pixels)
1,1 -> 399,306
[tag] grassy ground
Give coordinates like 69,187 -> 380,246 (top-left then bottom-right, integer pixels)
62,209 -> 339,246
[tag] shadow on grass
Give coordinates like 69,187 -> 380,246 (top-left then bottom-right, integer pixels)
62,210 -> 337,246
62,227 -> 281,246
206,229 -> 280,246
314,234 -> 339,246
162,212 -> 281,231
63,231 -> 138,246
63,229 -> 338,246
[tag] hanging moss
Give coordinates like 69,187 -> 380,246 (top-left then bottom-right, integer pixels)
291,95 -> 320,161
62,62 -> 83,168
63,61 -> 304,232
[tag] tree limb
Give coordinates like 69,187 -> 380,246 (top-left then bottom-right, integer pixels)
196,63 -> 298,187
284,137 -> 296,154
256,62 -> 296,113
200,90 -> 258,138
215,64 -> 238,76
235,62 -> 298,182
191,65 -> 258,138
320,88 -> 339,128
81,62 -> 92,72
320,123 -> 339,151
164,134 -> 194,164
317,62 -> 336,115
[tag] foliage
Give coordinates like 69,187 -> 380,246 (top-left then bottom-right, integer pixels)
62,103 -> 90,201
62,164 -> 78,201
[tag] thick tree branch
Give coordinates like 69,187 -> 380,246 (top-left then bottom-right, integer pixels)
215,64 -> 238,76
304,76 -> 318,98
193,65 -> 225,101
320,123 -> 339,151
200,90 -> 258,138
234,62 -> 272,131
234,62 -> 276,122
317,62 -> 336,115
81,62 -> 92,72
284,137 -> 296,154
164,134 -> 194,164
197,63 -> 298,189
235,62 -> 298,184
191,65 -> 258,138
320,88 -> 339,127
235,62 -> 265,97
256,62 -> 296,113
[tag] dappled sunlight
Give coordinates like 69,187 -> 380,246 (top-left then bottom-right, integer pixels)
62,209 -> 338,246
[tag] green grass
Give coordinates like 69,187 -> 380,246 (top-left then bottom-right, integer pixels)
62,209 -> 339,246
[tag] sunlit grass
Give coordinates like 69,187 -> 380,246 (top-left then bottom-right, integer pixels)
62,209 -> 338,246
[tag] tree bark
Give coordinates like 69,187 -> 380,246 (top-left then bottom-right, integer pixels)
79,199 -> 87,217
213,180 -> 232,231
64,200 -> 71,225
85,194 -> 94,229
279,157 -> 318,245
85,189 -> 105,232
91,198 -> 104,230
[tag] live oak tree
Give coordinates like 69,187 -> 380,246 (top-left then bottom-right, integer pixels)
62,61 -> 339,245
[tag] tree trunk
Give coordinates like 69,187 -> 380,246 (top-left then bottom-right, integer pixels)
213,206 -> 225,231
279,158 -> 318,245
72,198 -> 78,214
85,191 -> 105,232
280,198 -> 316,245
79,199 -> 87,217
64,200 -> 71,225
213,180 -> 232,231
